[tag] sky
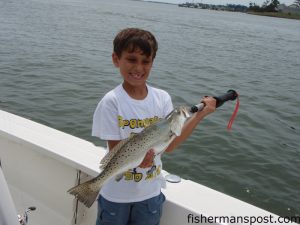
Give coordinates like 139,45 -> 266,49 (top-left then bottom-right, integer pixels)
151,0 -> 296,6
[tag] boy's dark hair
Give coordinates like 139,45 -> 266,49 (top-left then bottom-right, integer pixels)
113,28 -> 158,59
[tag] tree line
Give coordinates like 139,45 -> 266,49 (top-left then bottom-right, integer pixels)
249,0 -> 300,12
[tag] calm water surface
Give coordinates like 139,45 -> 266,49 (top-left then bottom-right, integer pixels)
0,0 -> 300,218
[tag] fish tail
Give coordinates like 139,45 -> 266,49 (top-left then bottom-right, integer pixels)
68,178 -> 101,208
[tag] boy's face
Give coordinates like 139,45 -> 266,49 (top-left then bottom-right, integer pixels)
112,48 -> 153,88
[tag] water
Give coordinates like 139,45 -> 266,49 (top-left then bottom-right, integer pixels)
1,0 -> 299,218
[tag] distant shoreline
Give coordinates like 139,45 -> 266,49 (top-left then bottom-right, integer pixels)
247,11 -> 300,20
135,0 -> 300,20
131,0 -> 176,5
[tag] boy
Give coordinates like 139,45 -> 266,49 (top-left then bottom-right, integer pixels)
92,28 -> 216,225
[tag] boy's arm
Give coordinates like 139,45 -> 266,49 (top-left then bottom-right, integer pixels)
107,140 -> 121,151
106,97 -> 215,166
165,96 -> 216,153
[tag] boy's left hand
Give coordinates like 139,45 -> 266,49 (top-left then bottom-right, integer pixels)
139,149 -> 155,168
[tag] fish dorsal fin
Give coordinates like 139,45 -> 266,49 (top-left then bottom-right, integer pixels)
99,134 -> 135,169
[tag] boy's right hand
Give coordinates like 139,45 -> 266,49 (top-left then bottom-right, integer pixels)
139,149 -> 155,168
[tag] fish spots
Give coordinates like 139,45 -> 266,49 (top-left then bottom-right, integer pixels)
68,108 -> 187,207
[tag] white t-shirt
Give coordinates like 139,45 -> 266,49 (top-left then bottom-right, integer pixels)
92,83 -> 173,203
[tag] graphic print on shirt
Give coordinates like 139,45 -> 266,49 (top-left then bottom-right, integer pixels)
118,115 -> 160,129
120,166 -> 162,182
116,115 -> 162,182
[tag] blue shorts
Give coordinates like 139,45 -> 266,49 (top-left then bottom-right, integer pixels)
95,192 -> 166,225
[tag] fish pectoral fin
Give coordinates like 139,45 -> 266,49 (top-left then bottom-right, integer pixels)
100,137 -> 133,169
115,173 -> 124,182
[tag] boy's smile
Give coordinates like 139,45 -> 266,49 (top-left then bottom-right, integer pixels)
112,49 -> 153,89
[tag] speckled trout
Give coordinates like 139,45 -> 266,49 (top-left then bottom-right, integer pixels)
67,106 -> 190,208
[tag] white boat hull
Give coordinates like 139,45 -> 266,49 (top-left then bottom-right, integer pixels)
0,110 -> 296,225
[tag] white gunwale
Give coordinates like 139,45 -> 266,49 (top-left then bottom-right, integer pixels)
0,109 -> 297,225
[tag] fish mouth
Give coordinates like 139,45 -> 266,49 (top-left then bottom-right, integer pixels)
165,106 -> 191,121
180,106 -> 191,119
168,106 -> 190,136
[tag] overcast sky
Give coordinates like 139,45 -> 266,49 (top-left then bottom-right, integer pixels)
152,0 -> 295,6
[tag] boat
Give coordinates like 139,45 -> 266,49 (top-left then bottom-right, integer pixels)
0,109 -> 297,225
